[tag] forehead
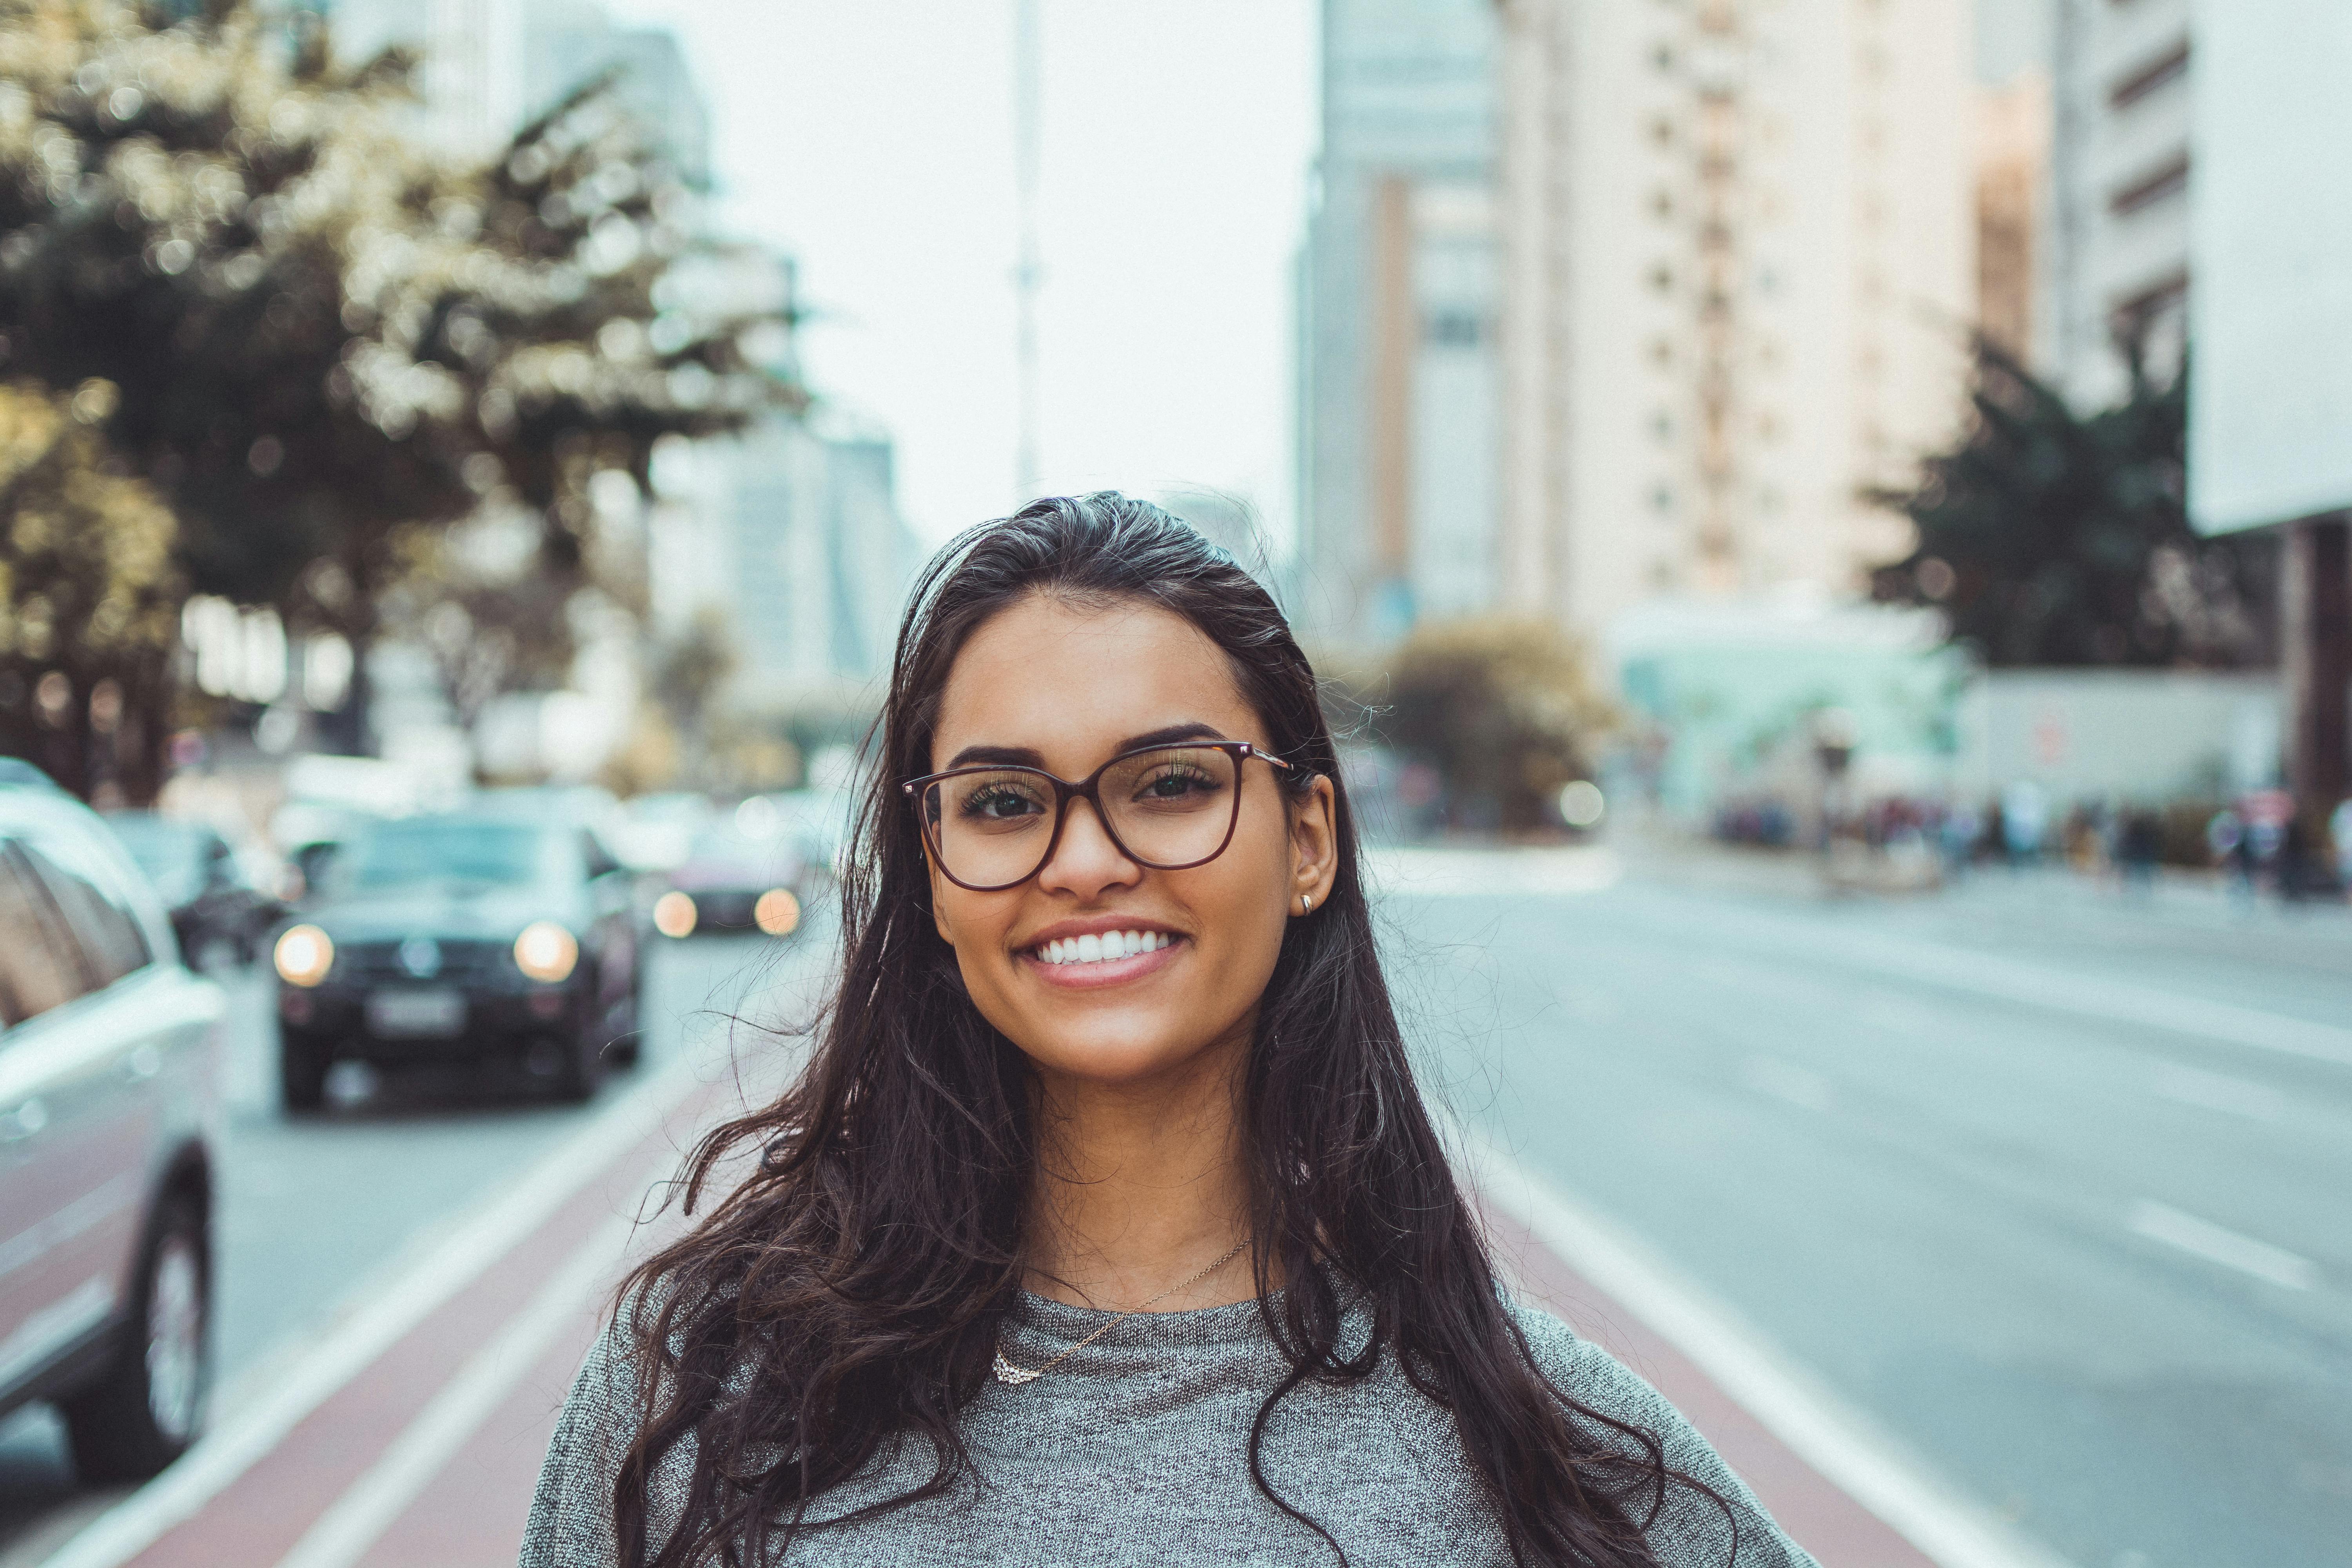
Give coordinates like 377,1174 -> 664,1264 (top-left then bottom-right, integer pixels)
932,593 -> 1257,772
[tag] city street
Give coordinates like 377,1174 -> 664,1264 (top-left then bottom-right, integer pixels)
1385,846 -> 2352,1568
0,925 -> 828,1568
0,852 -> 2345,1567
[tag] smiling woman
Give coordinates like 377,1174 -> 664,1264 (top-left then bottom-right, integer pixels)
521,495 -> 1818,1567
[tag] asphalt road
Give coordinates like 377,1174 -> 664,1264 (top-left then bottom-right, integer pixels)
1385,848 -> 2352,1568
5,851 -> 2346,1568
0,923 -> 817,1568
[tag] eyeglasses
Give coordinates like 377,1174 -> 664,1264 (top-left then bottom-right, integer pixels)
902,741 -> 1294,893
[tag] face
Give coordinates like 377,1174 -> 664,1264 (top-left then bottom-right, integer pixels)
922,592 -> 1337,1094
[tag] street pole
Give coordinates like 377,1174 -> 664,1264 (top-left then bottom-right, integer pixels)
1012,0 -> 1042,505
2281,514 -> 2352,817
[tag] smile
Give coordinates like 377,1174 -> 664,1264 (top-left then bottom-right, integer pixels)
1032,929 -> 1173,966
1018,926 -> 1185,989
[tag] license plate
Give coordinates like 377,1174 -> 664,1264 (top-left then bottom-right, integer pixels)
366,989 -> 465,1038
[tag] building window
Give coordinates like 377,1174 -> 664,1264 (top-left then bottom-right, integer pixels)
2110,152 -> 2189,217
2111,40 -> 2189,109
1649,263 -> 1675,293
1651,485 -> 1675,513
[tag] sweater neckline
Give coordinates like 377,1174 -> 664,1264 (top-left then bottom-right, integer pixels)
1008,1288 -> 1283,1352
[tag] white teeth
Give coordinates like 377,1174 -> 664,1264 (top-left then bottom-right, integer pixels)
1034,930 -> 1174,965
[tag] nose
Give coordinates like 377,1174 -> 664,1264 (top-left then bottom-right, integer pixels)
1035,795 -> 1141,900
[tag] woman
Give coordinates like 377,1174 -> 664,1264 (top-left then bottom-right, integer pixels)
525,494 -> 1816,1567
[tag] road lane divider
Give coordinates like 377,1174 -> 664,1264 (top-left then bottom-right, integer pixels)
270,1206 -> 648,1568
2125,1200 -> 2320,1292
1452,1116 -> 2083,1568
1620,898 -> 2352,1072
43,1051 -> 722,1568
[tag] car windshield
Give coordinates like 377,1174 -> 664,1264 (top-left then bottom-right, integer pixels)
104,816 -> 211,887
337,820 -> 555,892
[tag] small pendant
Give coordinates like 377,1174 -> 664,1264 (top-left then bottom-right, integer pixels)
992,1347 -> 1041,1385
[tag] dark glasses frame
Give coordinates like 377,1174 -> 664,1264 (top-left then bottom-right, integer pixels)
902,740 -> 1294,892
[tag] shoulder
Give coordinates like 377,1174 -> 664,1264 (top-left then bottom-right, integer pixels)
522,1298 -> 692,1568
1501,1303 -> 1824,1568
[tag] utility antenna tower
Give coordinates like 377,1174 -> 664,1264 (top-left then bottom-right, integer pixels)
1012,0 -> 1043,502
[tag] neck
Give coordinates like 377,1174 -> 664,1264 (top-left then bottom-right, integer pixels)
1024,1026 -> 1258,1313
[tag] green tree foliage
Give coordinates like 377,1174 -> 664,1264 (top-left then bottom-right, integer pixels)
1382,615 -> 1614,833
0,0 -> 798,765
1870,336 -> 2271,668
0,377 -> 177,799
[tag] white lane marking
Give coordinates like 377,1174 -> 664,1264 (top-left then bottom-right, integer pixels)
41,1053 -> 713,1568
271,1208 -> 642,1568
1739,1055 -> 1836,1112
2149,1063 -> 2288,1123
2126,1201 -> 2319,1291
1454,1117 -> 2082,1568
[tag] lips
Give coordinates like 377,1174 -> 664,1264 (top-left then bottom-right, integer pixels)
1017,919 -> 1185,989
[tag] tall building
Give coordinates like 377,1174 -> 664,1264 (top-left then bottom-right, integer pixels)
323,0 -> 708,178
2043,0 -> 2190,409
1296,0 -> 1502,651
1975,70 -> 2049,363
1492,0 -> 1973,642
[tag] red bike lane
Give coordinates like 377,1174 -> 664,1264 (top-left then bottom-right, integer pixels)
48,1083 -> 1988,1568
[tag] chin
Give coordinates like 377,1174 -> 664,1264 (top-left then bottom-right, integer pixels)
1022,1025 -> 1224,1087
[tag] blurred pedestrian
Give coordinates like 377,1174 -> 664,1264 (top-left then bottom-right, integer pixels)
523,496 -> 1815,1568
2116,808 -> 2163,897
2000,779 -> 2047,867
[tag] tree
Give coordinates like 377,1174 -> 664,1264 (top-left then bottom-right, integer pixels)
0,1 -> 798,772
0,377 -> 178,800
1382,616 -> 1614,833
1870,335 -> 2272,668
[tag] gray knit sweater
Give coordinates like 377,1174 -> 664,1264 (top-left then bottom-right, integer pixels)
522,1291 -> 1819,1567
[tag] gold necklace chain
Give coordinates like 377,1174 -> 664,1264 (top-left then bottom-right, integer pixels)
993,1239 -> 1251,1387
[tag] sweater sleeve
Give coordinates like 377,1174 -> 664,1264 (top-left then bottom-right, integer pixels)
1510,1305 -> 1823,1568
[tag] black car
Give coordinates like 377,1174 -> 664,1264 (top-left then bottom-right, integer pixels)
103,813 -> 284,968
272,810 -> 642,1110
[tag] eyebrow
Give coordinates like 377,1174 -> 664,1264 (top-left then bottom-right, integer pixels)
943,721 -> 1230,773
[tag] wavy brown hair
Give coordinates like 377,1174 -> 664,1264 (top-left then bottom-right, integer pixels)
612,494 -> 1731,1566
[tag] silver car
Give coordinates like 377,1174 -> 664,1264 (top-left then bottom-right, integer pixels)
0,776 -> 222,1480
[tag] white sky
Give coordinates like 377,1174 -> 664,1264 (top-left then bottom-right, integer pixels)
604,0 -> 1321,550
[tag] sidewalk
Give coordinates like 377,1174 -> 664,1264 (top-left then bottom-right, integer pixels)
38,1069 -> 2038,1568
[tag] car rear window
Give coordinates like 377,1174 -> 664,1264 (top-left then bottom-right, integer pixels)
0,842 -> 96,1025
17,835 -> 153,988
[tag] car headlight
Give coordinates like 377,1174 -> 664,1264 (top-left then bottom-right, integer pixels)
754,888 -> 800,936
274,924 -> 334,987
652,890 -> 697,938
513,921 -> 579,983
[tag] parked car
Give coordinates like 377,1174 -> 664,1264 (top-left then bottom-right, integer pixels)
0,778 -> 223,1481
273,808 -> 643,1110
652,809 -> 809,940
102,813 -> 285,968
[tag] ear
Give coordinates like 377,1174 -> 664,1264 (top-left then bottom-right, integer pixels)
1288,773 -> 1339,917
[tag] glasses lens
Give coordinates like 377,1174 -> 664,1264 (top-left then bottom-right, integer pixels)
926,769 -> 1058,887
1101,746 -> 1240,868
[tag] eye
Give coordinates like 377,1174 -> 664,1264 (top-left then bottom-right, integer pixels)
959,781 -> 1047,821
1135,764 -> 1218,800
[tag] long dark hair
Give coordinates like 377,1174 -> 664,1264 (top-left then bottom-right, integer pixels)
614,494 -> 1724,1566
